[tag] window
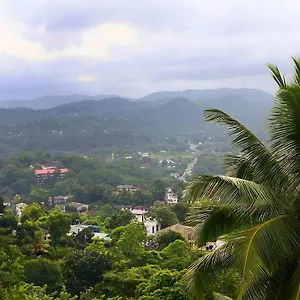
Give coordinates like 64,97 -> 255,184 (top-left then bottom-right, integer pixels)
156,225 -> 159,231
152,226 -> 155,233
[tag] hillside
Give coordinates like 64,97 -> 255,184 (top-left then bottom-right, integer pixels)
0,94 -> 119,109
0,89 -> 274,156
140,88 -> 274,103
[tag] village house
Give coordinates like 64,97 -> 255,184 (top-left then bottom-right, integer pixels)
116,185 -> 139,193
144,217 -> 161,235
50,195 -> 72,206
165,188 -> 178,204
122,206 -> 161,235
15,202 -> 27,218
159,223 -> 196,242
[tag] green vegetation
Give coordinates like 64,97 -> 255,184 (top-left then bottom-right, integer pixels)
184,58 -> 300,299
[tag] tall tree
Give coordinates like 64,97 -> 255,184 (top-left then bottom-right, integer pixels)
184,58 -> 300,299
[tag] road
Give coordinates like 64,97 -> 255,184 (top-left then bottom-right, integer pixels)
178,157 -> 198,183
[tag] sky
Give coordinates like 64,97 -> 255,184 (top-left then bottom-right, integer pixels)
0,0 -> 299,99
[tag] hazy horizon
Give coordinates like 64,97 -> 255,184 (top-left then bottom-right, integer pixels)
0,0 -> 299,99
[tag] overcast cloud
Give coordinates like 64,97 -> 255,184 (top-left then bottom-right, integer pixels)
0,0 -> 299,99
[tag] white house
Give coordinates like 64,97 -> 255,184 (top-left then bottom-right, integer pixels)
165,188 -> 178,204
125,207 -> 161,235
144,217 -> 161,235
15,202 -> 27,218
131,208 -> 148,222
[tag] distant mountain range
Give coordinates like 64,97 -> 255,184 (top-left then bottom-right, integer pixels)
0,88 -> 273,109
0,88 -> 274,156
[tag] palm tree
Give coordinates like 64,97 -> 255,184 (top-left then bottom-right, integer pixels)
183,58 -> 300,300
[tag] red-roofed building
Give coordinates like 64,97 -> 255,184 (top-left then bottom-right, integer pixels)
34,168 -> 68,185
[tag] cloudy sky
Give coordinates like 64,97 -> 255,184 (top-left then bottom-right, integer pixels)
0,0 -> 299,99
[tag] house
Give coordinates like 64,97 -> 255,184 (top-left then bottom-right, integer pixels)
117,185 -> 139,193
159,223 -> 196,242
41,162 -> 58,170
165,188 -> 178,204
15,202 -> 27,218
68,224 -> 110,241
34,168 -> 68,185
144,217 -> 161,235
50,195 -> 72,206
66,202 -> 89,213
122,206 -> 161,235
131,208 -> 148,222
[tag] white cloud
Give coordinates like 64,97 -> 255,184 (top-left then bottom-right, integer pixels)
77,75 -> 94,82
0,21 -> 139,61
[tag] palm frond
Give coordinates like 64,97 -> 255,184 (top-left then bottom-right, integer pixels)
292,56 -> 300,85
267,63 -> 287,88
185,216 -> 300,299
227,215 -> 300,280
188,204 -> 278,246
268,85 -> 300,194
183,241 -> 238,299
222,155 -> 254,180
184,174 -> 287,214
204,109 -> 287,188
241,260 -> 300,300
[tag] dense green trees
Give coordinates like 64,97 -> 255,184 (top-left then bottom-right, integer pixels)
24,258 -> 62,293
62,250 -> 112,296
43,211 -> 72,245
149,206 -> 178,229
155,230 -> 185,250
184,58 -> 300,299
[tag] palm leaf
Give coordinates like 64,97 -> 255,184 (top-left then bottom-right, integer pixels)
204,109 -> 287,188
184,174 -> 287,213
184,241 -> 238,299
241,260 -> 300,300
268,85 -> 300,194
226,215 -> 300,280
267,63 -> 287,88
188,204 -> 279,246
292,56 -> 300,85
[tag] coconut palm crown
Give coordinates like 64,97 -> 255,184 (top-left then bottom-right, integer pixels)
184,58 -> 300,300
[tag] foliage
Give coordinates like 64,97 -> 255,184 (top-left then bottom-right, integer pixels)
155,230 -> 185,250
105,209 -> 134,230
184,58 -> 300,299
61,250 -> 112,296
136,269 -> 189,300
117,222 -> 147,259
44,211 -> 72,245
21,203 -> 48,223
24,257 -> 62,293
170,202 -> 189,223
149,206 -> 178,229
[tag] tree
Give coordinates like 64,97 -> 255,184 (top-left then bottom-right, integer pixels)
105,209 -> 134,230
62,250 -> 112,296
155,230 -> 185,250
150,207 -> 178,229
20,203 -> 47,223
0,196 -> 5,213
45,211 -> 71,245
160,240 -> 190,271
184,58 -> 300,299
171,203 -> 189,223
136,269 -> 189,300
24,257 -> 62,293
117,222 -> 147,259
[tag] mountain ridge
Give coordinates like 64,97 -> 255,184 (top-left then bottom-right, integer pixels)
0,88 -> 273,109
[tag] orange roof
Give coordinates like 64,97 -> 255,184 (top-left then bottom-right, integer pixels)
35,168 -> 68,175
